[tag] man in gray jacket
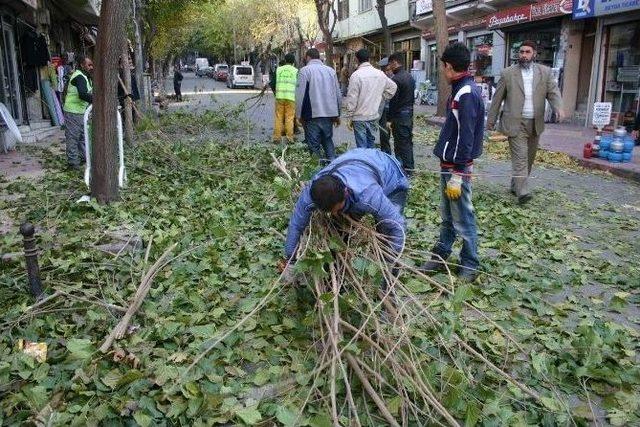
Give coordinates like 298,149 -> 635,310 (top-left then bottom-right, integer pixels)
344,49 -> 397,148
487,40 -> 563,204
296,48 -> 342,164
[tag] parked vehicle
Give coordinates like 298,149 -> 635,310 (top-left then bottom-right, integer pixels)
182,64 -> 195,72
227,65 -> 254,89
195,57 -> 210,71
195,66 -> 214,78
213,64 -> 229,81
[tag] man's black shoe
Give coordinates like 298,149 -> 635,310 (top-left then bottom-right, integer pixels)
518,194 -> 532,205
457,267 -> 479,283
419,259 -> 447,274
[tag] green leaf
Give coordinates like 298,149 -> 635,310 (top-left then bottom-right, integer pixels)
276,405 -> 300,426
540,396 -> 561,412
235,406 -> 262,425
101,369 -> 122,389
309,414 -> 333,427
133,411 -> 153,427
66,338 -> 94,360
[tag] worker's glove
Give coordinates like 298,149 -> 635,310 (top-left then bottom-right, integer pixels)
346,120 -> 354,131
445,173 -> 463,200
278,259 -> 297,285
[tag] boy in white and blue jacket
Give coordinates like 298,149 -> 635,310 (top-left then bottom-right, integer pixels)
422,43 -> 484,282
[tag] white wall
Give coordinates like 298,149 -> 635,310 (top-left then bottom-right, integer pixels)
333,0 -> 410,40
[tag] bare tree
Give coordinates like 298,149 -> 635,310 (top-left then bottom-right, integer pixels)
92,0 -> 128,203
132,0 -> 147,112
314,0 -> 338,67
433,0 -> 450,116
376,0 -> 392,56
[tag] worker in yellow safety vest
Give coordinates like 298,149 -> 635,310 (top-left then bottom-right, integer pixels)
63,55 -> 94,169
272,53 -> 298,144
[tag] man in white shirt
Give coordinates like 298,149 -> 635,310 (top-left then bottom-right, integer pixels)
343,49 -> 397,149
487,40 -> 563,204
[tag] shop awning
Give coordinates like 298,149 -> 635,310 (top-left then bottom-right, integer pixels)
50,0 -> 100,26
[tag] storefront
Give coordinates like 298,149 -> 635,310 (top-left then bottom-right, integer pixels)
575,2 -> 640,128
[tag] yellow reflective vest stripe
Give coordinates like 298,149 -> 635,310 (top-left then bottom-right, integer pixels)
275,64 -> 298,102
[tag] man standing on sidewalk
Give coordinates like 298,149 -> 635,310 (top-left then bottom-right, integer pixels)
272,53 -> 298,144
63,55 -> 93,170
377,57 -> 394,154
487,40 -> 563,204
295,48 -> 342,164
421,43 -> 484,282
344,49 -> 397,149
173,66 -> 183,102
387,52 -> 416,175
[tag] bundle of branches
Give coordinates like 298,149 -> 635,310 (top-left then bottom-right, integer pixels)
288,213 -> 568,426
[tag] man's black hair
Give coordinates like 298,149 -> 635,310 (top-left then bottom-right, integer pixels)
440,42 -> 471,72
306,48 -> 320,60
76,54 -> 88,68
355,48 -> 369,64
284,53 -> 296,65
521,40 -> 538,51
310,175 -> 346,212
388,52 -> 405,66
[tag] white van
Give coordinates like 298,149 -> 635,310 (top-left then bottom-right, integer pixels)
227,65 -> 254,89
195,58 -> 209,71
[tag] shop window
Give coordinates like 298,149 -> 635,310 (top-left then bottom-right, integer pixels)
508,27 -> 560,68
603,21 -> 640,127
338,0 -> 349,20
468,34 -> 493,78
359,0 -> 372,13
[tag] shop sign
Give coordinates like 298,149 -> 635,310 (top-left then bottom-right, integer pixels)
422,17 -> 486,39
487,0 -> 573,29
573,0 -> 640,19
21,0 -> 37,8
592,102 -> 612,128
416,0 -> 433,15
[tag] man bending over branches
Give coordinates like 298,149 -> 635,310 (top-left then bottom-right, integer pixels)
281,148 -> 410,282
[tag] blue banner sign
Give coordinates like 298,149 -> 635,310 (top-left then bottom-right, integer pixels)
573,0 -> 640,19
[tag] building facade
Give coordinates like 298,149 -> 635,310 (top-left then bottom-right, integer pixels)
0,0 -> 98,142
410,0 -> 640,128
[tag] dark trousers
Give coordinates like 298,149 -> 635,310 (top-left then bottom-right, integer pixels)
390,114 -> 414,175
303,117 -> 336,165
379,108 -> 391,154
174,82 -> 182,101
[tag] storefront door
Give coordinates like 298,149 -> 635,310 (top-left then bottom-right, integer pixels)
0,16 -> 23,125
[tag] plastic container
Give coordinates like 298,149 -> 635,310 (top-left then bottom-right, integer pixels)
623,137 -> 635,153
608,151 -> 623,163
600,135 -> 612,151
599,149 -> 609,159
622,152 -> 632,162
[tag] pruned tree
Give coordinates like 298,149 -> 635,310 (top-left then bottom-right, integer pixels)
376,0 -> 392,56
92,0 -> 128,203
433,0 -> 450,117
314,0 -> 337,67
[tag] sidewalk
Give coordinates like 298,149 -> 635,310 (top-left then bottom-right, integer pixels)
424,115 -> 640,182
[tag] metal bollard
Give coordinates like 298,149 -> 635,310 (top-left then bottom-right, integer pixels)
19,222 -> 44,299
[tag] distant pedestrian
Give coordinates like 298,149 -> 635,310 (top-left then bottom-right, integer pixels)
377,57 -> 394,154
63,55 -> 93,170
340,64 -> 350,97
295,48 -> 342,164
487,40 -> 563,204
387,52 -> 416,176
173,67 -> 183,102
421,43 -> 485,282
272,53 -> 298,144
343,49 -> 397,149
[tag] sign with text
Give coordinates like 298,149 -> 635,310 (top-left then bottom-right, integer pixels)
416,0 -> 433,15
487,0 -> 573,29
592,102 -> 612,128
573,0 -> 640,19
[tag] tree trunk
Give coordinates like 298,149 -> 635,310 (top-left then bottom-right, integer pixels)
314,0 -> 337,68
121,46 -> 135,145
92,0 -> 127,204
132,0 -> 146,112
433,0 -> 450,117
376,0 -> 392,56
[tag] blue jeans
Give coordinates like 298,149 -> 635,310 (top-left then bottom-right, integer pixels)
433,166 -> 479,272
304,118 -> 336,165
353,120 -> 377,148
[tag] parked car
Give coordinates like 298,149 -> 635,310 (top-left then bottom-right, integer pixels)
182,64 -> 195,72
227,65 -> 254,89
195,66 -> 213,78
213,64 -> 229,81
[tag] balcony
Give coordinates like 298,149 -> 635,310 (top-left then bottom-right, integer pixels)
50,0 -> 100,25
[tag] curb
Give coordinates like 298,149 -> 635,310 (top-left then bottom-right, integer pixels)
423,117 -> 640,183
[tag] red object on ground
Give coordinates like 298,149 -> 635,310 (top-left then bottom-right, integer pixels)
583,143 -> 593,159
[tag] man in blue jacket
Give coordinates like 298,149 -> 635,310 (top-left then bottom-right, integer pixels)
421,43 -> 484,282
283,149 -> 409,270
